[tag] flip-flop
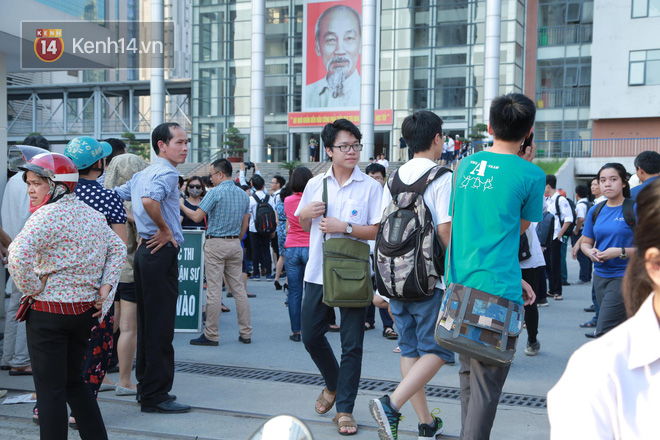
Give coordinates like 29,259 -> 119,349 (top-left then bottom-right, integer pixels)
315,387 -> 336,415
579,320 -> 596,328
333,412 -> 358,436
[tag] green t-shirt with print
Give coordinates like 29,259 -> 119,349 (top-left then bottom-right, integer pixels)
447,151 -> 545,304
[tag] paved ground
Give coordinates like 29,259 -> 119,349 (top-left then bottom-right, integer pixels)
0,257 -> 596,439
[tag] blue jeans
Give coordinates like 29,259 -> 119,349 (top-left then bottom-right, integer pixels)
284,247 -> 308,333
302,282 -> 367,414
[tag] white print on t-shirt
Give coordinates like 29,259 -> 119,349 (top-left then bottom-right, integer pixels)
460,174 -> 493,191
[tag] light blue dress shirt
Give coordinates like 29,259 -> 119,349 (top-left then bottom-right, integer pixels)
114,157 -> 184,245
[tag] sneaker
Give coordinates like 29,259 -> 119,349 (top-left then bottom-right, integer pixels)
524,340 -> 540,356
418,410 -> 444,439
537,298 -> 549,307
189,334 -> 218,346
554,295 -> 563,301
369,395 -> 402,440
584,305 -> 595,312
575,279 -> 590,285
265,275 -> 275,281
248,275 -> 261,281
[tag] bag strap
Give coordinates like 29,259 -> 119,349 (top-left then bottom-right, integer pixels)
446,168 -> 459,282
451,286 -> 472,339
622,198 -> 636,230
389,165 -> 451,197
500,302 -> 514,352
322,177 -> 328,241
252,194 -> 262,205
591,200 -> 607,225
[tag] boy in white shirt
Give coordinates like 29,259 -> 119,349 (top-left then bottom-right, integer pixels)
370,111 -> 453,440
296,119 -> 383,436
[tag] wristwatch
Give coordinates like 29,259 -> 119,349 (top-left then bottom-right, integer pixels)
345,223 -> 353,235
619,247 -> 628,260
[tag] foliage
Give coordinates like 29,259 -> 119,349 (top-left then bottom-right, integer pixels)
223,126 -> 248,156
534,158 -> 566,176
468,123 -> 488,141
279,161 -> 301,179
121,131 -> 150,160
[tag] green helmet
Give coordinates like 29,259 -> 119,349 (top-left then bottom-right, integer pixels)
64,136 -> 112,170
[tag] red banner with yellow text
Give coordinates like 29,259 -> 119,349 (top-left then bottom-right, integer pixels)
288,110 -> 393,128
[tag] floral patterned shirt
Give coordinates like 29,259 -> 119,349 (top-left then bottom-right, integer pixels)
8,194 -> 127,321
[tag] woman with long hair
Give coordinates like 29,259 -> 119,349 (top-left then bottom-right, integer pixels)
180,175 -> 207,230
7,147 -> 125,440
548,178 -> 660,438
580,163 -> 636,337
283,167 -> 313,342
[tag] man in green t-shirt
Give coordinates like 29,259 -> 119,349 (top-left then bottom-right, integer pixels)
448,93 -> 545,439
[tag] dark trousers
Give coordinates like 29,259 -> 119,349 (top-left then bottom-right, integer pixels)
250,232 -> 272,276
546,239 -> 563,296
301,282 -> 367,414
594,274 -> 625,337
26,308 -> 107,440
134,244 -> 179,407
365,303 -> 394,329
459,354 -> 510,440
571,232 -> 593,282
522,267 -> 540,344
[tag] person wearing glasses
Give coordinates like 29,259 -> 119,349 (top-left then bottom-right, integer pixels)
179,175 -> 207,230
296,119 -> 383,436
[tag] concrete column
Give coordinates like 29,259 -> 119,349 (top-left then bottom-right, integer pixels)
32,93 -> 37,134
150,0 -> 165,162
93,87 -> 102,139
300,133 -> 310,162
483,0 -> 502,129
250,0 -> 265,162
360,0 -> 377,162
63,91 -> 68,135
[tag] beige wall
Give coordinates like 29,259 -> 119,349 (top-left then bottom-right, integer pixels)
593,118 -> 660,139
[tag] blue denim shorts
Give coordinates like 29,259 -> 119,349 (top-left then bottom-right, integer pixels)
390,288 -> 455,362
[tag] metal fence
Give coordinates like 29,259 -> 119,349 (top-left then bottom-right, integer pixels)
538,24 -> 593,46
534,138 -> 660,158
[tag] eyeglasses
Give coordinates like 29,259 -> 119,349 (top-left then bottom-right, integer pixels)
334,143 -> 363,152
188,184 -> 203,189
209,171 -> 220,178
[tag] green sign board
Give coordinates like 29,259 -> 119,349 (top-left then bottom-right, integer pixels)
175,230 -> 204,332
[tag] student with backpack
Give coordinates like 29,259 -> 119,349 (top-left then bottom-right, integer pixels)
248,175 -> 277,281
544,175 -> 574,300
572,185 -> 593,285
370,111 -> 453,440
580,163 -> 636,338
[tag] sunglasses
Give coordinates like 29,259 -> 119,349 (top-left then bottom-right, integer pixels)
188,184 -> 203,189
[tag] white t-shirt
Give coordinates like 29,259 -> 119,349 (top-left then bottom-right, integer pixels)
1,172 -> 31,239
381,158 -> 452,289
295,165 -> 383,285
248,190 -> 276,233
520,222 -> 545,269
377,158 -> 389,171
575,199 -> 589,220
545,192 -> 574,242
548,292 -> 660,439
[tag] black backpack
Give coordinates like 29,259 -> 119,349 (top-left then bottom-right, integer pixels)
252,194 -> 277,236
536,211 -> 555,248
592,199 -> 636,230
374,165 -> 452,302
555,195 -> 577,237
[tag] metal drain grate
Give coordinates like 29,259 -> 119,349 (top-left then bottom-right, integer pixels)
174,361 -> 546,409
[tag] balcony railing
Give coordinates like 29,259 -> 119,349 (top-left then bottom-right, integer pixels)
535,137 -> 660,158
535,87 -> 590,109
538,24 -> 593,47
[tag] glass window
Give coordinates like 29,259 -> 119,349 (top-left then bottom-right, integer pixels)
632,0 -> 660,18
436,23 -> 468,46
265,36 -> 288,57
629,49 -> 660,85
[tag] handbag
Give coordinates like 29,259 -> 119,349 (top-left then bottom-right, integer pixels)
434,171 -> 524,367
321,178 -> 373,308
15,295 -> 35,322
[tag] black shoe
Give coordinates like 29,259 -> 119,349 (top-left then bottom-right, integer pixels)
247,293 -> 257,298
562,281 -> 571,286
0,365 -> 10,371
274,280 -> 282,290
136,394 -> 176,403
190,334 -> 218,346
141,398 -> 191,414
226,292 -> 233,298
584,305 -> 595,313
289,333 -> 301,342
238,336 -> 252,344
537,298 -> 549,307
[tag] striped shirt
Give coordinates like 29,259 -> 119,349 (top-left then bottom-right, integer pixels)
198,180 -> 249,237
32,300 -> 96,315
8,194 -> 126,320
114,157 -> 184,245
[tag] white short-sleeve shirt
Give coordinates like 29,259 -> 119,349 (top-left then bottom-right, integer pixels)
248,190 -> 277,233
545,192 -> 574,241
380,158 -> 452,289
295,165 -> 383,285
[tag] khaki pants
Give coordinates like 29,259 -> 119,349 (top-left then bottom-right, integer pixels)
204,238 -> 252,340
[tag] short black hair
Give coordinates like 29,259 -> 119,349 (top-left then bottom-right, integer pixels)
489,93 -> 536,142
211,158 -> 232,177
401,111 -> 444,154
634,150 -> 660,175
546,174 -> 557,189
272,175 -> 286,188
575,184 -> 589,199
151,122 -> 182,155
321,119 -> 362,150
290,166 -> 313,193
104,138 -> 127,165
365,163 -> 386,178
201,175 -> 213,188
252,174 -> 265,191
22,135 -> 50,151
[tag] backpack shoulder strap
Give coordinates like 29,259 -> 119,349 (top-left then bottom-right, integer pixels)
263,194 -> 270,204
591,200 -> 607,224
622,198 -> 636,229
389,165 -> 451,196
252,194 -> 261,204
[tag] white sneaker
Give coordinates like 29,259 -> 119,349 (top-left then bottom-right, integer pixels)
525,340 -> 540,356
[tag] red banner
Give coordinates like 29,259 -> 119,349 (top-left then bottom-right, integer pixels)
288,109 -> 393,127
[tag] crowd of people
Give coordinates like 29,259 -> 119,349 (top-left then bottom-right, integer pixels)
1,94 -> 660,439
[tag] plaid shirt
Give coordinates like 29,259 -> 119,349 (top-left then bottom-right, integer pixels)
199,180 -> 249,237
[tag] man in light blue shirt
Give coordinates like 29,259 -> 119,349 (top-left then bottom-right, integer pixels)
114,122 -> 190,414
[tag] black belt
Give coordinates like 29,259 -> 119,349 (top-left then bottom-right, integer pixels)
140,241 -> 178,249
206,235 -> 240,239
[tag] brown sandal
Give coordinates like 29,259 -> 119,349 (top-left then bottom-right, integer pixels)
315,387 -> 336,414
333,412 -> 358,436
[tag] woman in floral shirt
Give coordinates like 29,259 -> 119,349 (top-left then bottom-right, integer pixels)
7,148 -> 126,440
